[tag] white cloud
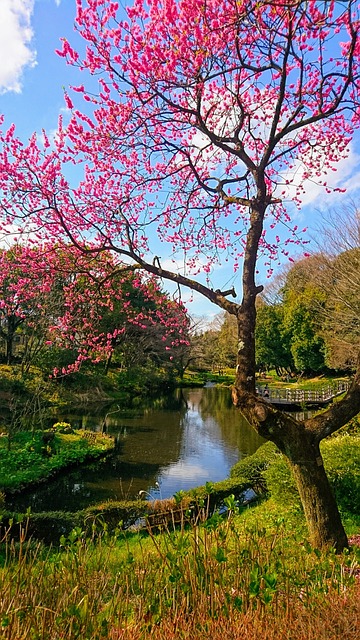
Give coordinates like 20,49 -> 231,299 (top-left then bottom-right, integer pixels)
277,141 -> 360,210
54,0 -> 61,6
0,0 -> 36,94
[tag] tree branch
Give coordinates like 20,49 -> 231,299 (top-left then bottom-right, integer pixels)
305,353 -> 360,441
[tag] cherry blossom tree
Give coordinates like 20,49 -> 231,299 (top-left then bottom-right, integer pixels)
1,0 -> 360,549
0,244 -> 66,366
0,243 -> 189,376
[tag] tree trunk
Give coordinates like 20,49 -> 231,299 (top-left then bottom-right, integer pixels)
236,302 -> 257,393
6,333 -> 13,365
104,350 -> 113,375
5,315 -> 19,365
286,440 -> 348,551
232,381 -> 350,551
230,192 -> 355,551
235,202 -> 265,394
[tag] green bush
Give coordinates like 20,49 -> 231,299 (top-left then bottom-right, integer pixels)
230,432 -> 360,518
263,456 -> 301,508
322,435 -> 360,515
115,364 -> 174,396
83,500 -> 148,533
230,441 -> 279,493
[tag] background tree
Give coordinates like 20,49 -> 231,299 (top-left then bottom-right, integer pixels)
0,244 -> 189,378
281,261 -> 327,373
97,276 -> 191,375
0,245 -> 66,367
261,219 -> 360,374
255,302 -> 294,376
1,0 -> 360,549
313,207 -> 360,370
191,313 -> 237,373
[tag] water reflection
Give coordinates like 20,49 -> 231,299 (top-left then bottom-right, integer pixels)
7,387 -> 265,513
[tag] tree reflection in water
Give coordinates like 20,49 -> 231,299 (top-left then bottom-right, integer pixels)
6,387 -> 265,513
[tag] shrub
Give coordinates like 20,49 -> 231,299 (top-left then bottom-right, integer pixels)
230,441 -> 279,493
230,431 -> 360,518
52,421 -> 73,433
322,435 -> 360,515
263,456 -> 301,509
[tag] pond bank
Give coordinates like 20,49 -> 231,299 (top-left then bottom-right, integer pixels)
5,387 -> 265,514
0,429 -> 115,496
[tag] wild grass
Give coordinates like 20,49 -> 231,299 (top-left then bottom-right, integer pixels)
0,500 -> 359,639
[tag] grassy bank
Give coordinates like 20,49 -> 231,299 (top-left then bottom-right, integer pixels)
0,427 -> 114,494
0,498 -> 359,639
0,362 -> 182,406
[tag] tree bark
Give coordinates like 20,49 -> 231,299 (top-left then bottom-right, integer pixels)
288,448 -> 348,551
235,201 -> 265,394
5,316 -> 16,365
236,302 -> 257,393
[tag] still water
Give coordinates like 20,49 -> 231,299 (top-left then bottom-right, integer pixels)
7,386 -> 265,513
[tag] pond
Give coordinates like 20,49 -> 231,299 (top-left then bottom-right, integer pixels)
7,386 -> 265,513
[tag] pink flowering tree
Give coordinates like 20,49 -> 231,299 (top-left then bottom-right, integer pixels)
1,0 -> 360,549
51,267 -> 190,376
0,244 -> 68,367
0,243 -> 189,376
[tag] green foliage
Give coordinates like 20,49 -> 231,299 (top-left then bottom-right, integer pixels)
256,304 -> 293,374
1,498 -> 358,639
258,246 -> 360,375
338,412 -> 360,435
0,430 -> 359,637
0,371 -> 27,394
114,363 -> 175,396
229,431 -> 360,520
322,435 -> 360,515
230,441 -> 279,492
33,345 -> 79,378
284,299 -> 326,372
263,456 -> 302,509
83,500 -> 148,534
190,313 -> 237,373
22,511 -> 82,544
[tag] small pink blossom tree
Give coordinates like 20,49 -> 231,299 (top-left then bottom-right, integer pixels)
1,0 -> 360,549
0,243 -> 189,375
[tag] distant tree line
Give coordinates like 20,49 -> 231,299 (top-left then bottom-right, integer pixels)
191,213 -> 359,378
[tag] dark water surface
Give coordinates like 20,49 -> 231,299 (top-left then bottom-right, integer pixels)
7,386 -> 265,512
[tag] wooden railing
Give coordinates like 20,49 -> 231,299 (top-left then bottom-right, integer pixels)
259,380 -> 351,405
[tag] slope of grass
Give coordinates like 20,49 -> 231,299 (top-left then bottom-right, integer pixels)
0,496 -> 359,639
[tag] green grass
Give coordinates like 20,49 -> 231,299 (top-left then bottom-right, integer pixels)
0,498 -> 358,639
182,369 -> 236,386
0,392 -> 358,638
256,370 -> 350,390
231,429 -> 360,524
0,429 -> 114,493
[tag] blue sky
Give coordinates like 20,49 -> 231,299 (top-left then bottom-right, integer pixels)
0,1 -> 76,136
1,0 -> 360,320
